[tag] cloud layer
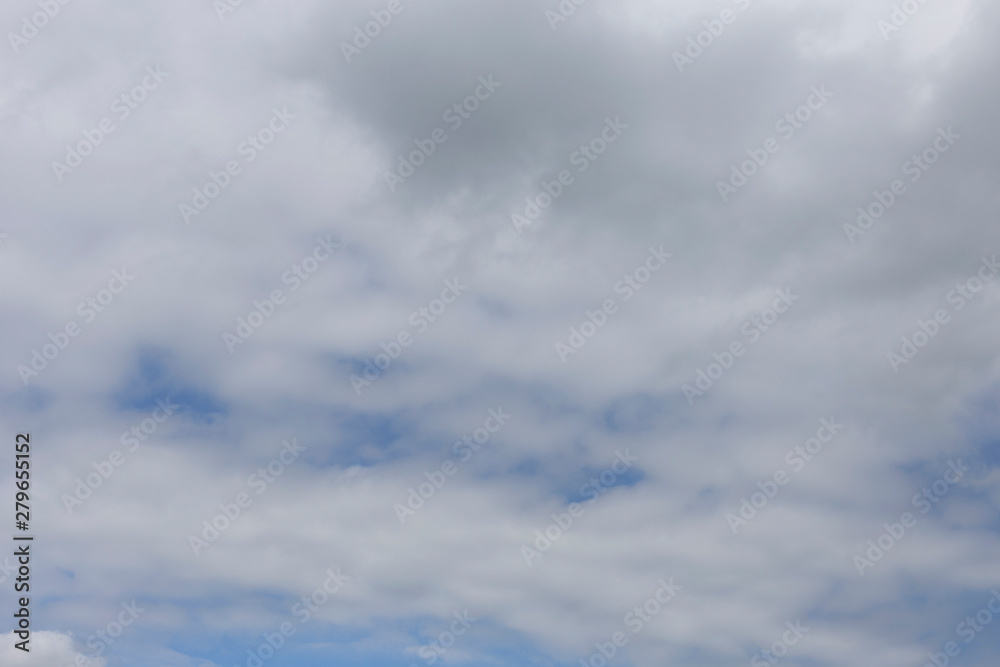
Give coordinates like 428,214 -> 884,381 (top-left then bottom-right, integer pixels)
1,0 -> 999,666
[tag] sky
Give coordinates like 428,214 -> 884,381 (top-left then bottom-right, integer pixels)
1,0 -> 999,666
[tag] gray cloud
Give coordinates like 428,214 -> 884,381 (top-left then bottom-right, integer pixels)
1,0 -> 999,665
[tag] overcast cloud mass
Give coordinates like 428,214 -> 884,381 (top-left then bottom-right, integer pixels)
1,0 -> 1000,666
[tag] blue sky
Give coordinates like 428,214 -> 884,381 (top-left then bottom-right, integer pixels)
2,0 -> 1000,666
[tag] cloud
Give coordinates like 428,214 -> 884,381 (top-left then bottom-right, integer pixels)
0,631 -> 105,667
1,0 -> 999,665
